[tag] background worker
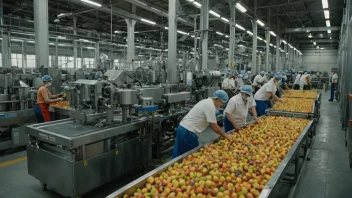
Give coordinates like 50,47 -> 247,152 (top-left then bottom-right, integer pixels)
254,74 -> 284,117
172,90 -> 232,158
279,72 -> 291,90
293,71 -> 303,90
329,68 -> 339,101
222,73 -> 236,98
252,71 -> 268,93
34,75 -> 64,123
299,71 -> 312,90
223,85 -> 260,133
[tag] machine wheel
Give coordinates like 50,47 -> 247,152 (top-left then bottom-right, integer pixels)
41,183 -> 47,191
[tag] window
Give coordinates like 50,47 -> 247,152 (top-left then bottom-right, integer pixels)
27,55 -> 35,68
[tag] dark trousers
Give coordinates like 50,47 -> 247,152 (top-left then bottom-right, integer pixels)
293,84 -> 300,90
330,83 -> 336,101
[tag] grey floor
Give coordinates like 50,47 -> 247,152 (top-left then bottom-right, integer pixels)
0,90 -> 351,198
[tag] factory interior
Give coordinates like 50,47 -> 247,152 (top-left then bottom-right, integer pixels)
0,0 -> 352,198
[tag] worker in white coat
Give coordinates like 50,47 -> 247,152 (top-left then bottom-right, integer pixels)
293,71 -> 303,90
252,71 -> 268,93
329,68 -> 338,101
254,73 -> 284,117
223,85 -> 260,133
222,73 -> 236,90
172,90 -> 232,158
299,71 -> 312,90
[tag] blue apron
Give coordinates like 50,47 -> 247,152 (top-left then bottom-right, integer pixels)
255,100 -> 272,117
34,104 -> 45,123
172,125 -> 199,159
223,116 -> 234,133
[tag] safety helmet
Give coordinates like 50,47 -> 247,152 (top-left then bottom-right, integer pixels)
212,90 -> 229,103
241,85 -> 253,96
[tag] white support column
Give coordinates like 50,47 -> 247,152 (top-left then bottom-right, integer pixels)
265,31 -> 270,72
284,43 -> 288,70
167,0 -> 178,84
275,37 -> 280,72
200,0 -> 209,70
228,0 -> 236,69
55,37 -> 59,66
73,17 -> 77,69
34,0 -> 49,68
1,0 -> 10,68
80,41 -> 84,67
95,41 -> 100,67
251,21 -> 258,74
125,19 -> 136,66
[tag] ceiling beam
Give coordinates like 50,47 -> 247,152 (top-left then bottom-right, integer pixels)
283,26 -> 341,33
257,0 -> 316,9
296,39 -> 339,43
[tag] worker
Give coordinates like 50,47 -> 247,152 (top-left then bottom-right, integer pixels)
223,85 -> 260,133
279,72 -> 290,90
299,71 -> 312,90
222,73 -> 236,90
329,68 -> 338,102
235,74 -> 245,91
34,75 -> 64,123
172,90 -> 232,158
252,71 -> 268,93
254,74 -> 284,117
293,71 -> 303,90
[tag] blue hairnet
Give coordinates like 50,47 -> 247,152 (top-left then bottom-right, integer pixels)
41,75 -> 53,82
274,73 -> 283,80
307,71 -> 312,75
260,71 -> 265,75
241,85 -> 253,96
212,90 -> 229,103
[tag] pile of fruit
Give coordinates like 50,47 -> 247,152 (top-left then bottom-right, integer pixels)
50,101 -> 69,108
121,116 -> 310,198
272,98 -> 314,113
283,90 -> 318,99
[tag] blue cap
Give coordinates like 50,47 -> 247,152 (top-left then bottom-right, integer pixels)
212,90 -> 229,103
41,75 -> 53,82
274,73 -> 283,80
307,71 -> 312,75
260,71 -> 265,75
241,85 -> 253,96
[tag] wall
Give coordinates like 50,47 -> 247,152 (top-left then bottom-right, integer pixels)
301,49 -> 338,73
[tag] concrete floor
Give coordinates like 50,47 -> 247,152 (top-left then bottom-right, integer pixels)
0,90 -> 351,198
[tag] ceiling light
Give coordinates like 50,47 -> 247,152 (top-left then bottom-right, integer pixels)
164,27 -> 169,30
141,18 -> 156,25
221,17 -> 229,23
225,35 -> 229,38
256,20 -> 265,27
269,44 -> 273,47
328,30 -> 331,34
135,0 -> 147,6
246,31 -> 253,35
321,48 -> 325,49
326,20 -> 331,27
177,30 -> 188,35
330,37 -> 332,39
322,0 -> 329,9
192,1 -> 201,8
186,0 -> 195,2
308,33 -> 313,38
324,10 -> 330,19
269,31 -> 276,37
317,46 -> 319,49
216,32 -> 224,36
257,37 -> 263,41
209,10 -> 220,18
264,40 -> 267,43
274,46 -> 277,48
235,24 -> 245,30
80,0 -> 102,7
282,40 -> 287,44
313,42 -> 316,45
151,7 -> 161,12
235,3 -> 247,13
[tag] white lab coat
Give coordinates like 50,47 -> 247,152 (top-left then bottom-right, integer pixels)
299,74 -> 310,90
235,78 -> 244,90
254,79 -> 277,101
252,75 -> 268,86
222,78 -> 235,89
331,73 -> 338,84
294,74 -> 302,85
224,94 -> 256,125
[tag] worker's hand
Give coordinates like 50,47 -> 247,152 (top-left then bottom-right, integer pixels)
56,98 -> 64,102
277,98 -> 284,103
255,118 -> 261,124
225,135 -> 233,142
258,85 -> 262,88
233,123 -> 241,131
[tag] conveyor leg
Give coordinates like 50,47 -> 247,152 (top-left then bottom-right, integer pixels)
41,183 -> 47,191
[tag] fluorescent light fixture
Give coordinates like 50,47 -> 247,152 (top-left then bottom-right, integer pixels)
257,37 -> 263,41
282,40 -> 287,44
317,46 -> 319,49
209,10 -> 220,18
225,35 -> 229,38
326,20 -> 331,27
330,37 -> 332,39
246,31 -> 253,35
216,31 -> 224,36
256,20 -> 265,27
238,44 -> 245,47
324,10 -> 330,19
269,31 -> 276,37
264,40 -> 267,43
164,27 -> 168,30
269,44 -> 274,47
151,7 -> 161,12
308,33 -> 313,38
236,3 -> 247,13
313,42 -> 316,45
274,46 -> 277,48
186,0 -> 194,2
192,1 -> 201,8
221,17 -> 229,23
322,0 -> 328,9
57,36 -> 66,39
235,24 -> 245,30
177,30 -> 188,35
86,47 -> 96,50
286,53 -> 289,55
321,48 -> 325,49
141,18 -> 156,25
328,30 -> 331,34
135,0 -> 147,6
289,45 -> 293,48
80,0 -> 102,7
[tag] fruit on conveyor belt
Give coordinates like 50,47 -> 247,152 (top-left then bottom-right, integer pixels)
121,116 -> 310,198
272,98 -> 314,113
50,101 -> 69,108
282,90 -> 318,99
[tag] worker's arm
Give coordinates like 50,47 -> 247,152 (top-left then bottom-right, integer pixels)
270,92 -> 284,102
43,89 -> 63,104
250,107 -> 261,124
210,123 -> 232,141
225,112 -> 240,131
284,82 -> 291,90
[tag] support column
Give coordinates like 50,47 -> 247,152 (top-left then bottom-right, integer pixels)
275,37 -> 280,72
228,0 -> 236,69
251,21 -> 258,75
21,41 -> 26,68
265,31 -> 270,72
55,37 -> 59,66
1,0 -> 10,68
125,19 -> 136,66
34,0 -> 49,68
73,17 -> 77,69
167,0 -> 178,84
200,0 -> 209,70
95,41 -> 100,67
284,42 -> 288,70
80,41 -> 84,67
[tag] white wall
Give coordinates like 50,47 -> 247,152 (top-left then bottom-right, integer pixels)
301,49 -> 337,73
